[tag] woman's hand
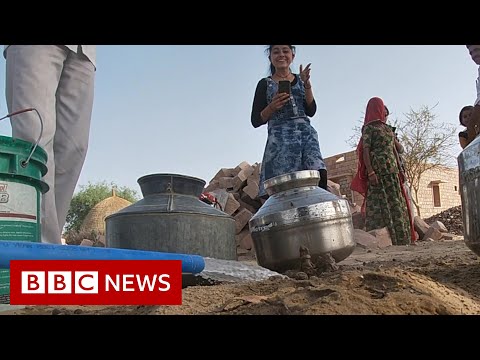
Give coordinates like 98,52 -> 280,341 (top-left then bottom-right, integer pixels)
368,172 -> 379,186
300,63 -> 312,87
269,92 -> 290,111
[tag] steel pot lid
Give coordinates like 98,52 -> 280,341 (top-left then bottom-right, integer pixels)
264,170 -> 320,196
106,173 -> 231,220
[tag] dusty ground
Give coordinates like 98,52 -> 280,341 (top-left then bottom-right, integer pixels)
3,237 -> 480,315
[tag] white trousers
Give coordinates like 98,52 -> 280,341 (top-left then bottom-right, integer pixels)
5,45 -> 95,244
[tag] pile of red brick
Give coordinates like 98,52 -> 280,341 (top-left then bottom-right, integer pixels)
204,161 -> 263,259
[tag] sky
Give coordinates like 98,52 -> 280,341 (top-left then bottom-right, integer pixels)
0,45 -> 476,197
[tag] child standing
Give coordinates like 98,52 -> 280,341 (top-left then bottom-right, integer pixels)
459,105 -> 474,149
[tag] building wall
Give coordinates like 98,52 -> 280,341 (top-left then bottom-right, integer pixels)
413,167 -> 461,218
325,150 -> 461,219
325,150 -> 363,206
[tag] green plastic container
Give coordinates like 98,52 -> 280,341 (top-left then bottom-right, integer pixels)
0,135 -> 49,303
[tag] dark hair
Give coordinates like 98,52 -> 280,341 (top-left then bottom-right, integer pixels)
459,105 -> 474,126
265,45 -> 296,76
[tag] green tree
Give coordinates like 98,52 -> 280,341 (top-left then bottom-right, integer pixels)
346,104 -> 457,217
65,181 -> 140,234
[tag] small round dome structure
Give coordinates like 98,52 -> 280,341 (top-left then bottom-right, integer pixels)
80,188 -> 132,235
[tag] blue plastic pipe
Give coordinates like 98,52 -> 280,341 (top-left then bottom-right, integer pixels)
0,241 -> 205,274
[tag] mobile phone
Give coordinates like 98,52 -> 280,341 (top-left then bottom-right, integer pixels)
278,80 -> 291,94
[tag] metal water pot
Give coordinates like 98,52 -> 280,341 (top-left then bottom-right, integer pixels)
105,174 -> 237,260
458,135 -> 480,257
248,170 -> 355,272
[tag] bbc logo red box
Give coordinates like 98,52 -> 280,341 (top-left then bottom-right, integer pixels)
9,260 -> 182,305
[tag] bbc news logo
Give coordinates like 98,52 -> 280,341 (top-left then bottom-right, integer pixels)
9,260 -> 182,305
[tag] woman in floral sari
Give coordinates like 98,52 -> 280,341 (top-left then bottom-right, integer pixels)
351,97 -> 414,245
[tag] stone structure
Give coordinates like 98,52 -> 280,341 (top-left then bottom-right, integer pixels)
80,189 -> 132,236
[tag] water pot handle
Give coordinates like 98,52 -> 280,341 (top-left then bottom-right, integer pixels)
0,108 -> 44,168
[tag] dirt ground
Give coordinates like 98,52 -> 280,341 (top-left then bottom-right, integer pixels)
3,237 -> 480,315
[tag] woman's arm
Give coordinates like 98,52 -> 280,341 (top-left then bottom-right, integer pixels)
394,137 -> 404,154
363,146 -> 374,176
304,98 -> 317,117
303,75 -> 316,117
251,78 -> 291,127
363,127 -> 379,186
459,131 -> 469,149
363,146 -> 378,186
304,84 -> 314,105
251,79 -> 270,128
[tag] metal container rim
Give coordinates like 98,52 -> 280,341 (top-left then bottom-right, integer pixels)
264,170 -> 320,191
0,135 -> 48,160
137,173 -> 207,186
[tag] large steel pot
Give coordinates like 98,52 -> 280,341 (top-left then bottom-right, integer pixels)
105,174 -> 237,260
458,135 -> 480,257
249,170 -> 355,272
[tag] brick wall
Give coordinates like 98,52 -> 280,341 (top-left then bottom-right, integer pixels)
325,150 -> 363,206
325,150 -> 461,219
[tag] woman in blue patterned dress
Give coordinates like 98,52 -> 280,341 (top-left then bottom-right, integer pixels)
250,45 -> 327,198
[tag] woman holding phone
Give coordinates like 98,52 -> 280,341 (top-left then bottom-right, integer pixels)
250,45 -> 328,198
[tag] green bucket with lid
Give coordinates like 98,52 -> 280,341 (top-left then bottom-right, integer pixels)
0,135 -> 49,303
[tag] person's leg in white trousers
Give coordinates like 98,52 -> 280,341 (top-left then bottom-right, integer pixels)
5,45 -> 95,244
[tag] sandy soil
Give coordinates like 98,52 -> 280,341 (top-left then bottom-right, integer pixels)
3,237 -> 480,315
